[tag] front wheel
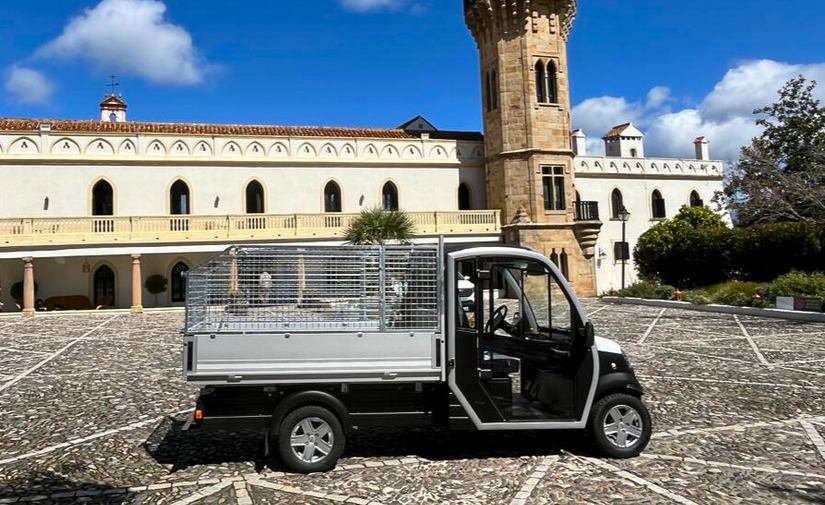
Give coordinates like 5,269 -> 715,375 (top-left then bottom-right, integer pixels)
277,405 -> 345,473
588,393 -> 652,458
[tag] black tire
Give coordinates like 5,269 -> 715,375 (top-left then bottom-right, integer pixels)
588,393 -> 652,458
277,405 -> 345,473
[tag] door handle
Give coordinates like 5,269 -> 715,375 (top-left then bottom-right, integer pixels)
550,349 -> 572,359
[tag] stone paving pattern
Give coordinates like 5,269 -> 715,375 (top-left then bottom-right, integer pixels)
0,301 -> 823,504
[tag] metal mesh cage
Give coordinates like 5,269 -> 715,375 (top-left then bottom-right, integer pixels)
185,245 -> 441,334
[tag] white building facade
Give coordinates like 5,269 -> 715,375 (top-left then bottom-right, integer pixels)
0,97 -> 724,313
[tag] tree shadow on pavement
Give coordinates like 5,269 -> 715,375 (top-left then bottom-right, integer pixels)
762,484 -> 825,504
0,471 -> 136,503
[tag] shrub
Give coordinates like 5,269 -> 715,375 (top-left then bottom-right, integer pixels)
713,291 -> 751,307
683,290 -> 711,305
616,281 -> 674,300
144,275 -> 168,295
771,271 -> 825,299
10,281 -> 38,302
635,207 -> 729,288
730,223 -> 822,281
343,207 -> 415,245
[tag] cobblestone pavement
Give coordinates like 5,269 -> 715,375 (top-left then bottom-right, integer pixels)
0,302 -> 824,504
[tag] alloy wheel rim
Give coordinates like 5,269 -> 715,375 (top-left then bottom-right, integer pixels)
290,417 -> 334,463
603,404 -> 643,449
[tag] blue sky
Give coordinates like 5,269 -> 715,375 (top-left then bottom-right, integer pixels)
2,0 -> 824,161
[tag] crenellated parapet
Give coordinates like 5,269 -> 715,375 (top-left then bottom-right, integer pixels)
464,0 -> 577,44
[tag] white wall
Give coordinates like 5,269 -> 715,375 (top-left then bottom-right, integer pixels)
575,155 -> 725,294
0,163 -> 487,217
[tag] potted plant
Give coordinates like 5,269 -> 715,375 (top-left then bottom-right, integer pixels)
144,275 -> 168,307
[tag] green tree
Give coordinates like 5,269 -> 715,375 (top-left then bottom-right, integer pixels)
343,207 -> 415,245
634,207 -> 729,288
718,77 -> 825,225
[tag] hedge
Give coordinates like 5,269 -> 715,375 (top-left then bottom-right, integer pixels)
635,208 -> 825,288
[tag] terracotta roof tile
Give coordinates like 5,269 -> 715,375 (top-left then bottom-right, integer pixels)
603,122 -> 632,139
0,118 -> 482,141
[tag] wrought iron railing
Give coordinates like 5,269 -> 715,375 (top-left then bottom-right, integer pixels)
573,201 -> 600,221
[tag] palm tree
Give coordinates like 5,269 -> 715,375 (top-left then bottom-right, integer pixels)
343,207 -> 415,245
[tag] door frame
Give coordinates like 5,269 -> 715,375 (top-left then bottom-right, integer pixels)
446,246 -> 600,430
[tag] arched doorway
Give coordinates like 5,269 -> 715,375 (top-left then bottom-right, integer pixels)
170,180 -> 190,215
92,180 -> 114,216
171,262 -> 189,303
458,183 -> 471,210
324,181 -> 342,213
93,265 -> 115,307
382,182 -> 399,211
245,180 -> 265,214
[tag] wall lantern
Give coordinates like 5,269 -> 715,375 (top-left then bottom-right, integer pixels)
214,196 -> 220,208
82,258 -> 91,273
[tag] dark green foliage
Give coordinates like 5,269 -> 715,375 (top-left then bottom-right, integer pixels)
634,207 -> 729,288
343,207 -> 415,245
144,275 -> 168,295
616,281 -> 674,300
771,271 -> 825,299
636,207 -> 825,287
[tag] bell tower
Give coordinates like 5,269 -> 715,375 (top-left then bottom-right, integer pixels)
464,0 -> 601,295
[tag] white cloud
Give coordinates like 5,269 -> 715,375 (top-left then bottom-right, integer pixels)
4,66 -> 55,105
36,0 -> 211,85
339,0 -> 408,13
572,59 -> 825,162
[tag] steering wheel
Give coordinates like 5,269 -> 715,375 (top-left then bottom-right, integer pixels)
485,304 -> 508,334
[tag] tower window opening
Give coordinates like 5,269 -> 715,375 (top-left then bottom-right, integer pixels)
546,60 -> 558,103
535,60 -> 547,103
485,72 -> 492,112
542,166 -> 566,211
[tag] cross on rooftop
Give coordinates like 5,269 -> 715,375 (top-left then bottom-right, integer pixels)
106,75 -> 120,96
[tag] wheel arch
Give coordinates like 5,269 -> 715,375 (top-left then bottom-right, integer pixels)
270,390 -> 352,436
595,372 -> 644,402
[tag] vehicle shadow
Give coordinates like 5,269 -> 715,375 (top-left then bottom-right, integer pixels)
761,484 -> 825,504
145,415 -> 592,473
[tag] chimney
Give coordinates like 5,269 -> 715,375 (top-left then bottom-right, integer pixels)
571,129 -> 587,156
694,136 -> 710,161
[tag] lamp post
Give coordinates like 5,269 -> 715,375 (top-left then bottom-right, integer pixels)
618,206 -> 631,290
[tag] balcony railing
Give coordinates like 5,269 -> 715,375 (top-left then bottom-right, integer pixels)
574,201 -> 600,221
0,210 -> 501,248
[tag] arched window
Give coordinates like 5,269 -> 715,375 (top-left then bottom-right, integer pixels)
324,181 -> 342,213
611,189 -> 624,219
170,179 -> 190,215
171,262 -> 189,303
535,60 -> 546,103
458,183 -> 472,210
651,190 -> 666,219
92,180 -> 114,216
245,180 -> 265,214
93,265 -> 115,307
690,190 -> 703,208
382,182 -> 399,211
546,61 -> 558,103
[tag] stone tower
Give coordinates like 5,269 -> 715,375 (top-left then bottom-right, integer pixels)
464,0 -> 601,295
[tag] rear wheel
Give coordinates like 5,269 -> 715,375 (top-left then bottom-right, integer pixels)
588,393 -> 651,458
277,405 -> 344,473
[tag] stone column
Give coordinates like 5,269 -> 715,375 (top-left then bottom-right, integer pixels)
22,257 -> 35,318
131,254 -> 143,314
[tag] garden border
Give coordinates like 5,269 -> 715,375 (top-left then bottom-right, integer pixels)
602,296 -> 825,323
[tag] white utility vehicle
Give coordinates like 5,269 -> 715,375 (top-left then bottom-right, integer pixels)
182,244 -> 651,473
